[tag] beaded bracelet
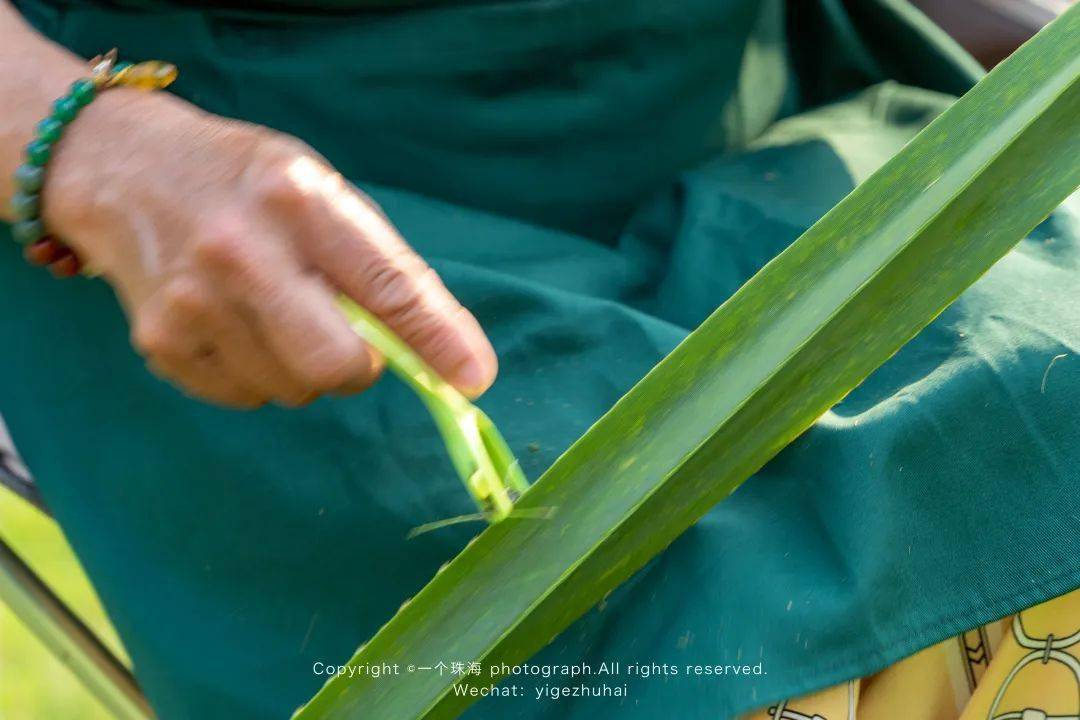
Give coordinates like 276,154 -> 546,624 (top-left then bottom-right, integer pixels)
9,49 -> 176,277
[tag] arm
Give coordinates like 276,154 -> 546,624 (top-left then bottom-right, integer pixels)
0,2 -> 497,407
0,2 -> 92,218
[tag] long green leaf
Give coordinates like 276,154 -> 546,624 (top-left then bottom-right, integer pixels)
296,9 -> 1080,719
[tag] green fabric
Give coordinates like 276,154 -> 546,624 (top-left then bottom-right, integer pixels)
3,1 -> 1079,717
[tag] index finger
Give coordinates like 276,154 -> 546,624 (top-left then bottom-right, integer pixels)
279,168 -> 498,397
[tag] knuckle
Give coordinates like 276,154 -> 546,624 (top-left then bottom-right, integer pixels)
192,221 -> 250,271
160,278 -> 208,318
255,167 -> 311,211
262,132 -> 315,160
132,317 -> 176,358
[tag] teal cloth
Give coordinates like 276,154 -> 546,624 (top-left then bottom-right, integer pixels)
3,1 -> 1080,717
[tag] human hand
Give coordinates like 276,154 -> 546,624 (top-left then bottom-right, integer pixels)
42,90 -> 497,408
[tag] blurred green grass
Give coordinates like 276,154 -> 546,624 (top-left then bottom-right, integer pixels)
0,488 -> 129,719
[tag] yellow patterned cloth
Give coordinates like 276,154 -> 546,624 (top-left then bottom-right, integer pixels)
745,587 -> 1080,720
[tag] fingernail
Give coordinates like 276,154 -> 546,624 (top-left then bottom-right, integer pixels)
453,344 -> 497,398
455,369 -> 492,398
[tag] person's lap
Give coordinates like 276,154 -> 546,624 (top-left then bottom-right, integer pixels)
4,0 -> 1080,715
5,81 -> 1080,718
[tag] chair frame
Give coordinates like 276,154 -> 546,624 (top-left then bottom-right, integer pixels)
0,459 -> 153,719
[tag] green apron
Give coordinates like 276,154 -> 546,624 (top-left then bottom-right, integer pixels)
3,1 -> 1079,717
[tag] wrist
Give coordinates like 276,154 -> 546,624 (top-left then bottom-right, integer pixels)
41,89 -> 200,246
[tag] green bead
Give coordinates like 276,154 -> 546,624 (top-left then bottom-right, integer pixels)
52,96 -> 79,123
11,219 -> 44,246
70,78 -> 96,107
36,118 -> 64,143
26,139 -> 51,166
14,164 -> 44,193
114,61 -> 134,73
9,192 -> 40,221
